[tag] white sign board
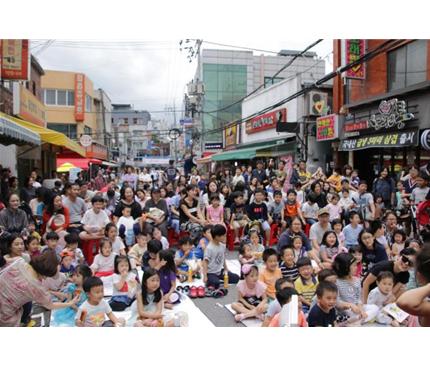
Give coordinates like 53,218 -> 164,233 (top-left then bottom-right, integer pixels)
79,134 -> 92,147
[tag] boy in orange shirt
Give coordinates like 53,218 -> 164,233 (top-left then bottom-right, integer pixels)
259,248 -> 283,301
283,190 -> 306,228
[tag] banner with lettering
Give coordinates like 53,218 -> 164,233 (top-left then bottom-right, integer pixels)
316,114 -> 339,141
339,130 -> 418,151
345,39 -> 366,79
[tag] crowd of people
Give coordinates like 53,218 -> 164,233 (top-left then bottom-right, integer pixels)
0,158 -> 430,327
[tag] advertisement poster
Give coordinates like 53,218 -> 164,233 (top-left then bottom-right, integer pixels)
316,114 -> 338,141
74,73 -> 85,121
0,39 -> 30,80
345,39 -> 366,79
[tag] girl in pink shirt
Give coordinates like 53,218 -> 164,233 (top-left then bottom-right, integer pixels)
231,264 -> 268,322
206,195 -> 225,227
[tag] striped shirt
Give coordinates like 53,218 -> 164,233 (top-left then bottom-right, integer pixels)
279,261 -> 299,281
336,278 -> 362,309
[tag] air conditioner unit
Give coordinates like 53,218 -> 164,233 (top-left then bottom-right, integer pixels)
196,83 -> 205,94
308,91 -> 328,116
189,96 -> 197,104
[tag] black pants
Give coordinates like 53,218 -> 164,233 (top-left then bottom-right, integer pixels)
109,300 -> 131,312
21,301 -> 32,325
207,270 -> 239,289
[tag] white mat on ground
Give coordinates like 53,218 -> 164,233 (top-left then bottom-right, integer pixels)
225,303 -> 263,327
50,293 -> 215,327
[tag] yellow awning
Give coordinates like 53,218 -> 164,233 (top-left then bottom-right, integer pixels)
4,114 -> 86,157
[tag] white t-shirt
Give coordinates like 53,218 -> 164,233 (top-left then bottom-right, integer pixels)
82,208 -> 110,231
117,215 -> 135,246
90,253 -> 115,273
112,272 -> 138,298
301,202 -> 319,219
75,299 -> 112,327
367,287 -> 390,308
309,222 -> 332,245
111,236 -> 125,255
160,236 -> 169,250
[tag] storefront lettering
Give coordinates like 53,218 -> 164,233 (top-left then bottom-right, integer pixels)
340,130 -> 418,151
246,108 -> 286,134
369,99 -> 414,131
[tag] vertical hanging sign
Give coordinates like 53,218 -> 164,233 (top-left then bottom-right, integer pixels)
345,39 -> 366,79
74,73 -> 85,121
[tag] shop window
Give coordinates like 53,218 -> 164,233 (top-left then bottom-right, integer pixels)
388,40 -> 427,91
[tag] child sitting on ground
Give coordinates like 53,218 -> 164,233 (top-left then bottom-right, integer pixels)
259,248 -> 283,301
51,264 -> 93,327
349,245 -> 363,278
194,225 -> 212,260
75,276 -> 125,327
175,236 -> 201,282
327,193 -> 342,222
248,229 -> 265,266
268,287 -> 308,327
367,271 -> 400,326
310,268 -> 338,310
279,246 -> 299,281
90,238 -> 115,277
158,249 -> 179,309
301,193 -> 319,226
238,242 -> 256,267
247,189 -> 271,247
320,230 -> 344,268
391,229 -> 407,260
60,251 -> 75,276
294,257 -> 318,314
230,192 -> 249,244
332,219 -> 346,250
203,224 -> 240,289
26,236 -> 41,259
291,235 -> 308,263
142,239 -> 163,270
41,231 -> 61,258
152,226 -> 169,250
128,233 -> 148,270
79,196 -> 110,241
105,223 -> 126,256
62,233 -> 84,268
283,190 -> 306,227
42,265 -> 68,302
117,205 -> 136,248
134,268 -> 188,327
232,264 -> 268,322
262,277 -> 294,327
206,194 -> 225,228
109,255 -> 138,312
308,281 -> 338,327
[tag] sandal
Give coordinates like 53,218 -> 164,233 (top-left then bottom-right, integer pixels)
211,289 -> 224,298
176,286 -> 184,293
197,286 -> 205,298
205,286 -> 216,297
182,285 -> 190,296
189,286 -> 198,299
218,288 -> 228,296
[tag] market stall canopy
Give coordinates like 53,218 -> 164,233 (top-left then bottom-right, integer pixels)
211,143 -> 274,161
57,162 -> 78,172
6,114 -> 86,157
56,157 -> 102,170
0,112 -> 41,146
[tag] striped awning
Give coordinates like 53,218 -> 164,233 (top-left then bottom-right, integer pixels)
0,113 -> 41,146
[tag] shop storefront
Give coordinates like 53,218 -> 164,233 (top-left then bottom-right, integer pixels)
338,95 -> 429,181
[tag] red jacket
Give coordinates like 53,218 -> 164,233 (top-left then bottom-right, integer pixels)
42,207 -> 70,234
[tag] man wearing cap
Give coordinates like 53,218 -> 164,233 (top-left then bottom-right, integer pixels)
309,207 -> 332,269
143,188 -> 169,237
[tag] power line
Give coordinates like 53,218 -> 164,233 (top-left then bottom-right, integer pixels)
199,39 -> 405,138
201,39 -> 324,115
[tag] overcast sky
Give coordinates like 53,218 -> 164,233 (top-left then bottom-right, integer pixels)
33,39 -> 333,124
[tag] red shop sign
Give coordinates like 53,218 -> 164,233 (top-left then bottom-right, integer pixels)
246,108 -> 286,134
74,73 -> 85,122
344,120 -> 369,132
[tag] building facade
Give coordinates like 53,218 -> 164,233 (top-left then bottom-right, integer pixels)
333,39 -> 430,182
195,48 -> 326,150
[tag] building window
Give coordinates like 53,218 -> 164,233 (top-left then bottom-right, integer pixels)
123,118 -> 128,124
45,89 -> 56,105
133,118 -> 138,124
388,40 -> 427,91
85,95 -> 92,112
67,91 -> 75,106
47,123 -> 77,139
264,76 -> 284,88
57,90 -> 67,105
84,126 -> 92,135
44,89 -> 75,106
